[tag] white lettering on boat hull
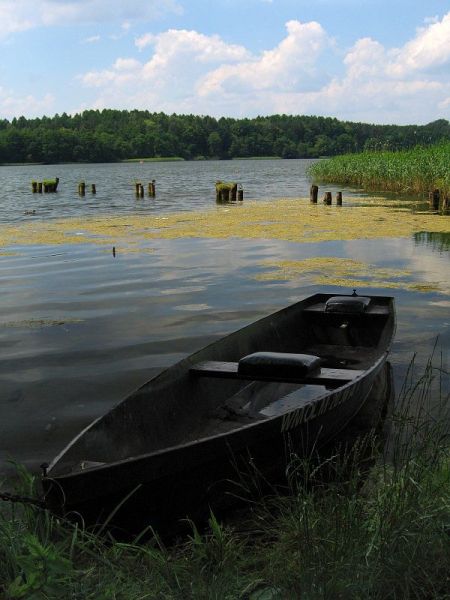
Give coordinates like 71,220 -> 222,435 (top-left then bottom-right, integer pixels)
281,379 -> 364,433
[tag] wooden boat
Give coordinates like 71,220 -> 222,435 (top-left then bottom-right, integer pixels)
42,292 -> 395,533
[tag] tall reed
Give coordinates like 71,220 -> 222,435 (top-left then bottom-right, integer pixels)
258,352 -> 449,599
308,142 -> 450,196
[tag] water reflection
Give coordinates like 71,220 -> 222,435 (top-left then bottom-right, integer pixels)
414,231 -> 450,252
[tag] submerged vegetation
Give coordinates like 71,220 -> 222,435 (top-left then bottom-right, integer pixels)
255,257 -> 441,293
1,197 -> 449,293
309,142 -> 450,196
0,111 -> 448,164
3,198 -> 450,249
0,357 -> 448,599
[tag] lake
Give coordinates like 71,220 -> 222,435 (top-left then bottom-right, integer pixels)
0,159 -> 448,475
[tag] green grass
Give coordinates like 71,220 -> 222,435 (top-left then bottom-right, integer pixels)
232,156 -> 282,160
1,355 -> 448,599
308,142 -> 450,196
122,157 -> 185,163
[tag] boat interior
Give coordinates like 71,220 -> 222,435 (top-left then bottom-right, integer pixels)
49,294 -> 395,474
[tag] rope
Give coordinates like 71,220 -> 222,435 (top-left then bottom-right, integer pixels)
0,490 -> 46,509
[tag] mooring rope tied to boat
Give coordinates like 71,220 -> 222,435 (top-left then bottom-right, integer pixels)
0,489 -> 45,508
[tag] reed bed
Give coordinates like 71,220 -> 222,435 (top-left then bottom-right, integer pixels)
308,142 -> 450,196
0,356 -> 448,599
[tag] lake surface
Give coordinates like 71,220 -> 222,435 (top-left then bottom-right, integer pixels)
0,159 -> 448,475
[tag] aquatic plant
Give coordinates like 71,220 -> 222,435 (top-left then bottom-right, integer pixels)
308,142 -> 450,196
215,181 -> 238,192
255,257 -> 442,293
1,198 -> 449,251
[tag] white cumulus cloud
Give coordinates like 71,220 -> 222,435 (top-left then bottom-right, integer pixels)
387,12 -> 450,76
0,86 -> 55,119
198,20 -> 329,95
73,12 -> 450,123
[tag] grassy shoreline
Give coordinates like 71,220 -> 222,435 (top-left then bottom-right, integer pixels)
121,157 -> 185,163
1,357 -> 448,599
308,142 -> 450,196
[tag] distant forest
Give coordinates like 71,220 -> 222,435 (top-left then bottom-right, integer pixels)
0,110 -> 449,164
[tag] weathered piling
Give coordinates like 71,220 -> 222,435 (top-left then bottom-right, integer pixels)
238,185 -> 244,201
215,181 -> 239,203
336,191 -> 343,206
323,192 -> 332,205
78,182 -> 86,196
429,189 -> 440,210
310,185 -> 318,204
38,177 -> 59,194
135,182 -> 145,198
31,181 -> 38,193
147,180 -> 156,197
91,184 -> 96,194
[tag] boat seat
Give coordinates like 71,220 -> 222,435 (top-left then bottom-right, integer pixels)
190,351 -> 364,386
325,295 -> 371,313
238,351 -> 322,379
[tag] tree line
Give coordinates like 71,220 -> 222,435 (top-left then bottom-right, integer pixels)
0,110 -> 448,164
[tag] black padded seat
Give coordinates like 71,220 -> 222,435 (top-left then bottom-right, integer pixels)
325,296 -> 371,313
238,352 -> 322,379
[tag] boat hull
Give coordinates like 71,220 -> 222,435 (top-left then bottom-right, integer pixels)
42,293 -> 395,534
44,362 -> 387,534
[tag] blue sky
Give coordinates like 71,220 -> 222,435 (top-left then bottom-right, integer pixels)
1,0 -> 449,124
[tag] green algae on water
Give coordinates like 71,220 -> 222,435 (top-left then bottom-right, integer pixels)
255,257 -> 442,293
0,198 -> 448,253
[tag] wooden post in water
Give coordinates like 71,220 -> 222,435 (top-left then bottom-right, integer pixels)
221,189 -> 230,202
78,182 -> 86,196
230,183 -> 238,202
38,182 -> 43,193
429,189 -> 440,210
323,192 -> 332,205
151,180 -> 156,196
238,188 -> 244,201
336,191 -> 343,206
91,184 -> 96,194
31,181 -> 38,193
310,185 -> 318,203
145,182 -> 155,197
